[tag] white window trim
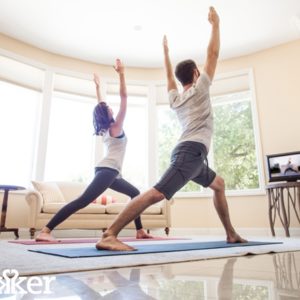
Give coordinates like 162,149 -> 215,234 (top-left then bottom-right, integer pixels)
33,69 -> 54,181
248,68 -> 266,193
147,84 -> 157,186
175,188 -> 266,199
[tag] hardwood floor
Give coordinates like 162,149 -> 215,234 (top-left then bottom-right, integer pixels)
6,250 -> 299,299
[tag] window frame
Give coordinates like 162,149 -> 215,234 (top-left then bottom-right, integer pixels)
43,90 -> 96,183
105,92 -> 149,191
0,48 -> 265,197
0,79 -> 42,186
154,69 -> 266,198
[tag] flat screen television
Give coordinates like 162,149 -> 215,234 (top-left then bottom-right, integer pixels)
266,151 -> 300,182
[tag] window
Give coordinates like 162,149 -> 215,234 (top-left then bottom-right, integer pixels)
212,91 -> 260,191
44,92 -> 95,182
0,51 -> 263,196
0,80 -> 41,186
106,94 -> 148,190
157,105 -> 200,192
155,70 -> 263,196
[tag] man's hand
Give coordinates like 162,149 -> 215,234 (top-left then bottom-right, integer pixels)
163,35 -> 169,53
208,6 -> 219,26
114,58 -> 124,74
93,73 -> 100,88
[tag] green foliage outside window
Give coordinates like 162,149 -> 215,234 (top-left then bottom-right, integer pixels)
158,280 -> 205,300
157,91 -> 260,193
213,92 -> 259,190
232,284 -> 269,300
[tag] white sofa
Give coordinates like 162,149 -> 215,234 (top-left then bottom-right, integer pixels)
25,181 -> 172,238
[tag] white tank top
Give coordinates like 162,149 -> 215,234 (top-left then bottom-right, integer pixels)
96,131 -> 127,173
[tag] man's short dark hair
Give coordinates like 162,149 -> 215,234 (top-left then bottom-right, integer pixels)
175,59 -> 198,85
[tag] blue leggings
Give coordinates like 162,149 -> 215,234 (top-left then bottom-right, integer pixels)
46,167 -> 143,231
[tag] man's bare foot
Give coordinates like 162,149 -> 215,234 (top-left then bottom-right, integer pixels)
96,235 -> 136,251
136,229 -> 153,239
35,231 -> 56,242
227,232 -> 247,243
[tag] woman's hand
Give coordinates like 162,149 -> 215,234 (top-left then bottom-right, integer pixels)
113,59 -> 124,74
93,73 -> 100,88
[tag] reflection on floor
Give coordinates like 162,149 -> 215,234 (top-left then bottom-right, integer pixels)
2,250 -> 300,299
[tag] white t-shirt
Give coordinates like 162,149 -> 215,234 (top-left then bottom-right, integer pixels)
168,72 -> 213,152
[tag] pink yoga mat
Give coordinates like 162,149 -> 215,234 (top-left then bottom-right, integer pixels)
9,236 -> 188,245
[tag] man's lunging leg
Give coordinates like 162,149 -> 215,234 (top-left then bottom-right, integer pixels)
209,176 -> 247,243
109,178 -> 153,239
96,188 -> 165,251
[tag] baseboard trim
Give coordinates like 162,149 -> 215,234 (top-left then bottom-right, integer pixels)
169,227 -> 300,238
1,227 -> 299,240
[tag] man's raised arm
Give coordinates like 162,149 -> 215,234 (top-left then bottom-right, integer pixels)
204,7 -> 220,81
163,35 -> 177,92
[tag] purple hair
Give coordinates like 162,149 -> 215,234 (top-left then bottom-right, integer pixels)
93,102 -> 113,136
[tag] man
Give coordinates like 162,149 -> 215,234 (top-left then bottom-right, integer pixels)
97,7 -> 246,251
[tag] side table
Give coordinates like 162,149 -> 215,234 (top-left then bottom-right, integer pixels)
0,185 -> 25,238
266,181 -> 300,237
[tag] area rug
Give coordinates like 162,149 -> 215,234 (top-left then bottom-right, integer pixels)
1,237 -> 299,276
29,241 -> 281,258
9,236 -> 187,245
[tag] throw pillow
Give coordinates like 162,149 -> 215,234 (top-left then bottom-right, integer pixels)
93,194 -> 116,205
31,181 -> 65,204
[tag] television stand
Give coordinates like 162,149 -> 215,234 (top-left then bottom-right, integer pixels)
266,181 -> 300,237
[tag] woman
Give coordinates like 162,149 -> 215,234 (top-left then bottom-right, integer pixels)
36,59 -> 152,241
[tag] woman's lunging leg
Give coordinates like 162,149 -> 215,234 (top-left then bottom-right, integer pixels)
36,168 -> 118,241
110,178 -> 153,238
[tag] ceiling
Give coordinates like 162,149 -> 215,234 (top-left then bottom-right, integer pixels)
0,0 -> 300,68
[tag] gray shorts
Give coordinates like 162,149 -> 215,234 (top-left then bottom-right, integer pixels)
154,141 -> 216,200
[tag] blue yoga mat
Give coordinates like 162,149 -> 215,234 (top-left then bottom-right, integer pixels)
29,241 -> 282,258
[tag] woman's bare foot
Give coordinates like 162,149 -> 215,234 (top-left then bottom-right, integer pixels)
35,231 -> 56,242
96,235 -> 136,251
136,229 -> 153,239
227,232 -> 247,243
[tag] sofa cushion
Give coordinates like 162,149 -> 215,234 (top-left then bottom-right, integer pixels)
32,181 -> 65,204
55,183 -> 130,204
56,181 -> 87,202
105,203 -> 162,215
43,203 -> 106,214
